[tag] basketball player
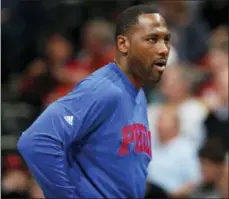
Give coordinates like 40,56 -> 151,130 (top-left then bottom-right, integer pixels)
18,4 -> 170,198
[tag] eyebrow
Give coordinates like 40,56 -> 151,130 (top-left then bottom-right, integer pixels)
147,32 -> 171,38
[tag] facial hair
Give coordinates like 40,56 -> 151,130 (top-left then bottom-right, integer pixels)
127,55 -> 161,85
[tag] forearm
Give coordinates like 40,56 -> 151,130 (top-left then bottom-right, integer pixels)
17,132 -> 79,198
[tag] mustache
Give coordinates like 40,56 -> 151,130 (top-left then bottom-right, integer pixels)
152,58 -> 167,65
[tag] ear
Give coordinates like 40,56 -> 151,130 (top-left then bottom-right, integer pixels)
116,35 -> 130,54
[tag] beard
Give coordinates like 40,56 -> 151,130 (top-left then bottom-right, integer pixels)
127,56 -> 162,85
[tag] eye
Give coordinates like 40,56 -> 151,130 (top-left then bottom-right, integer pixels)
164,35 -> 171,44
147,38 -> 157,43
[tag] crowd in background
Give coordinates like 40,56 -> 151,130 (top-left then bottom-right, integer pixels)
1,0 -> 228,198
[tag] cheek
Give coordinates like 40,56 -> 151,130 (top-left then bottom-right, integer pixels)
130,43 -> 153,64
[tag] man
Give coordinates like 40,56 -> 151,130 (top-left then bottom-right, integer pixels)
148,65 -> 208,151
17,5 -> 170,198
203,66 -> 229,151
189,139 -> 227,198
147,104 -> 201,198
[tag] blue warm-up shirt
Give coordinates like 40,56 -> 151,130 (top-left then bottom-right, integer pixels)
17,62 -> 152,198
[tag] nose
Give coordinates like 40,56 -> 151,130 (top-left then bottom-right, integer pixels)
157,41 -> 169,56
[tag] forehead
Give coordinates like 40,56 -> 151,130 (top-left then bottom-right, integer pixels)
133,13 -> 169,35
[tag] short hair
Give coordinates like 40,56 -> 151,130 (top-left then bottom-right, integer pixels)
115,5 -> 158,39
198,139 -> 226,164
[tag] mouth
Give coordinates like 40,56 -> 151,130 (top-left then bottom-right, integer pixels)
152,60 -> 167,71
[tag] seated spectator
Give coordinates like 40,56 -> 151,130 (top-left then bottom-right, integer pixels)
210,26 -> 228,52
157,1 -> 210,63
147,104 -> 201,198
45,19 -> 116,106
18,33 -> 74,107
76,19 -> 115,73
189,139 -> 227,198
148,65 -> 208,150
203,67 -> 228,151
197,26 -> 228,110
1,169 -> 29,198
197,48 -> 228,110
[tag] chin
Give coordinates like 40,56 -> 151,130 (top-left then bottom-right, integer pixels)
155,77 -> 162,84
144,78 -> 160,86
149,76 -> 162,84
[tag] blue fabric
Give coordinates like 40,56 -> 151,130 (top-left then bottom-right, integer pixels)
18,62 -> 152,198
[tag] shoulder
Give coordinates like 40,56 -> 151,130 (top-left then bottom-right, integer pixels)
81,75 -> 122,101
179,98 -> 209,118
58,71 -> 122,110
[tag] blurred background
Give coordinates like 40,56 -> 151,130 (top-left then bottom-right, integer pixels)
1,0 -> 228,198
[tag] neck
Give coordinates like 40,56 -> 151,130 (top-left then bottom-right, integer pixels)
160,134 -> 178,145
114,55 -> 142,90
169,94 -> 190,104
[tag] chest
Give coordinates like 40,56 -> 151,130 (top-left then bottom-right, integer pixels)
83,98 -> 151,158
